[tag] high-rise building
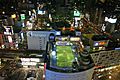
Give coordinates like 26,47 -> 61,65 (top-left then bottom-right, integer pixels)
27,31 -> 55,50
45,36 -> 94,80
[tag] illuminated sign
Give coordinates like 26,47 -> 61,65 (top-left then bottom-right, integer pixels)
26,21 -> 33,29
55,37 -> 80,41
20,58 -> 40,62
74,10 -> 80,17
4,26 -> 13,35
105,17 -> 117,23
8,36 -> 13,43
70,37 -> 80,41
38,10 -> 45,15
11,14 -> 16,18
94,40 -> 109,46
22,62 -> 37,65
61,37 -> 68,41
56,41 -> 70,45
20,14 -> 25,20
56,37 -> 68,41
76,31 -> 81,36
99,41 -> 106,45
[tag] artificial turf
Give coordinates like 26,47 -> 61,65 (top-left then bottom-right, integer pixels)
56,45 -> 74,68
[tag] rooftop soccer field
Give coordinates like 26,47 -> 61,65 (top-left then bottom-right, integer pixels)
56,45 -> 74,68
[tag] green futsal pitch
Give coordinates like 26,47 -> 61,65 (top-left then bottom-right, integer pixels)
56,46 -> 74,68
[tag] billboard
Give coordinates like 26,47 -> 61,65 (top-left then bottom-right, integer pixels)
4,26 -> 13,35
